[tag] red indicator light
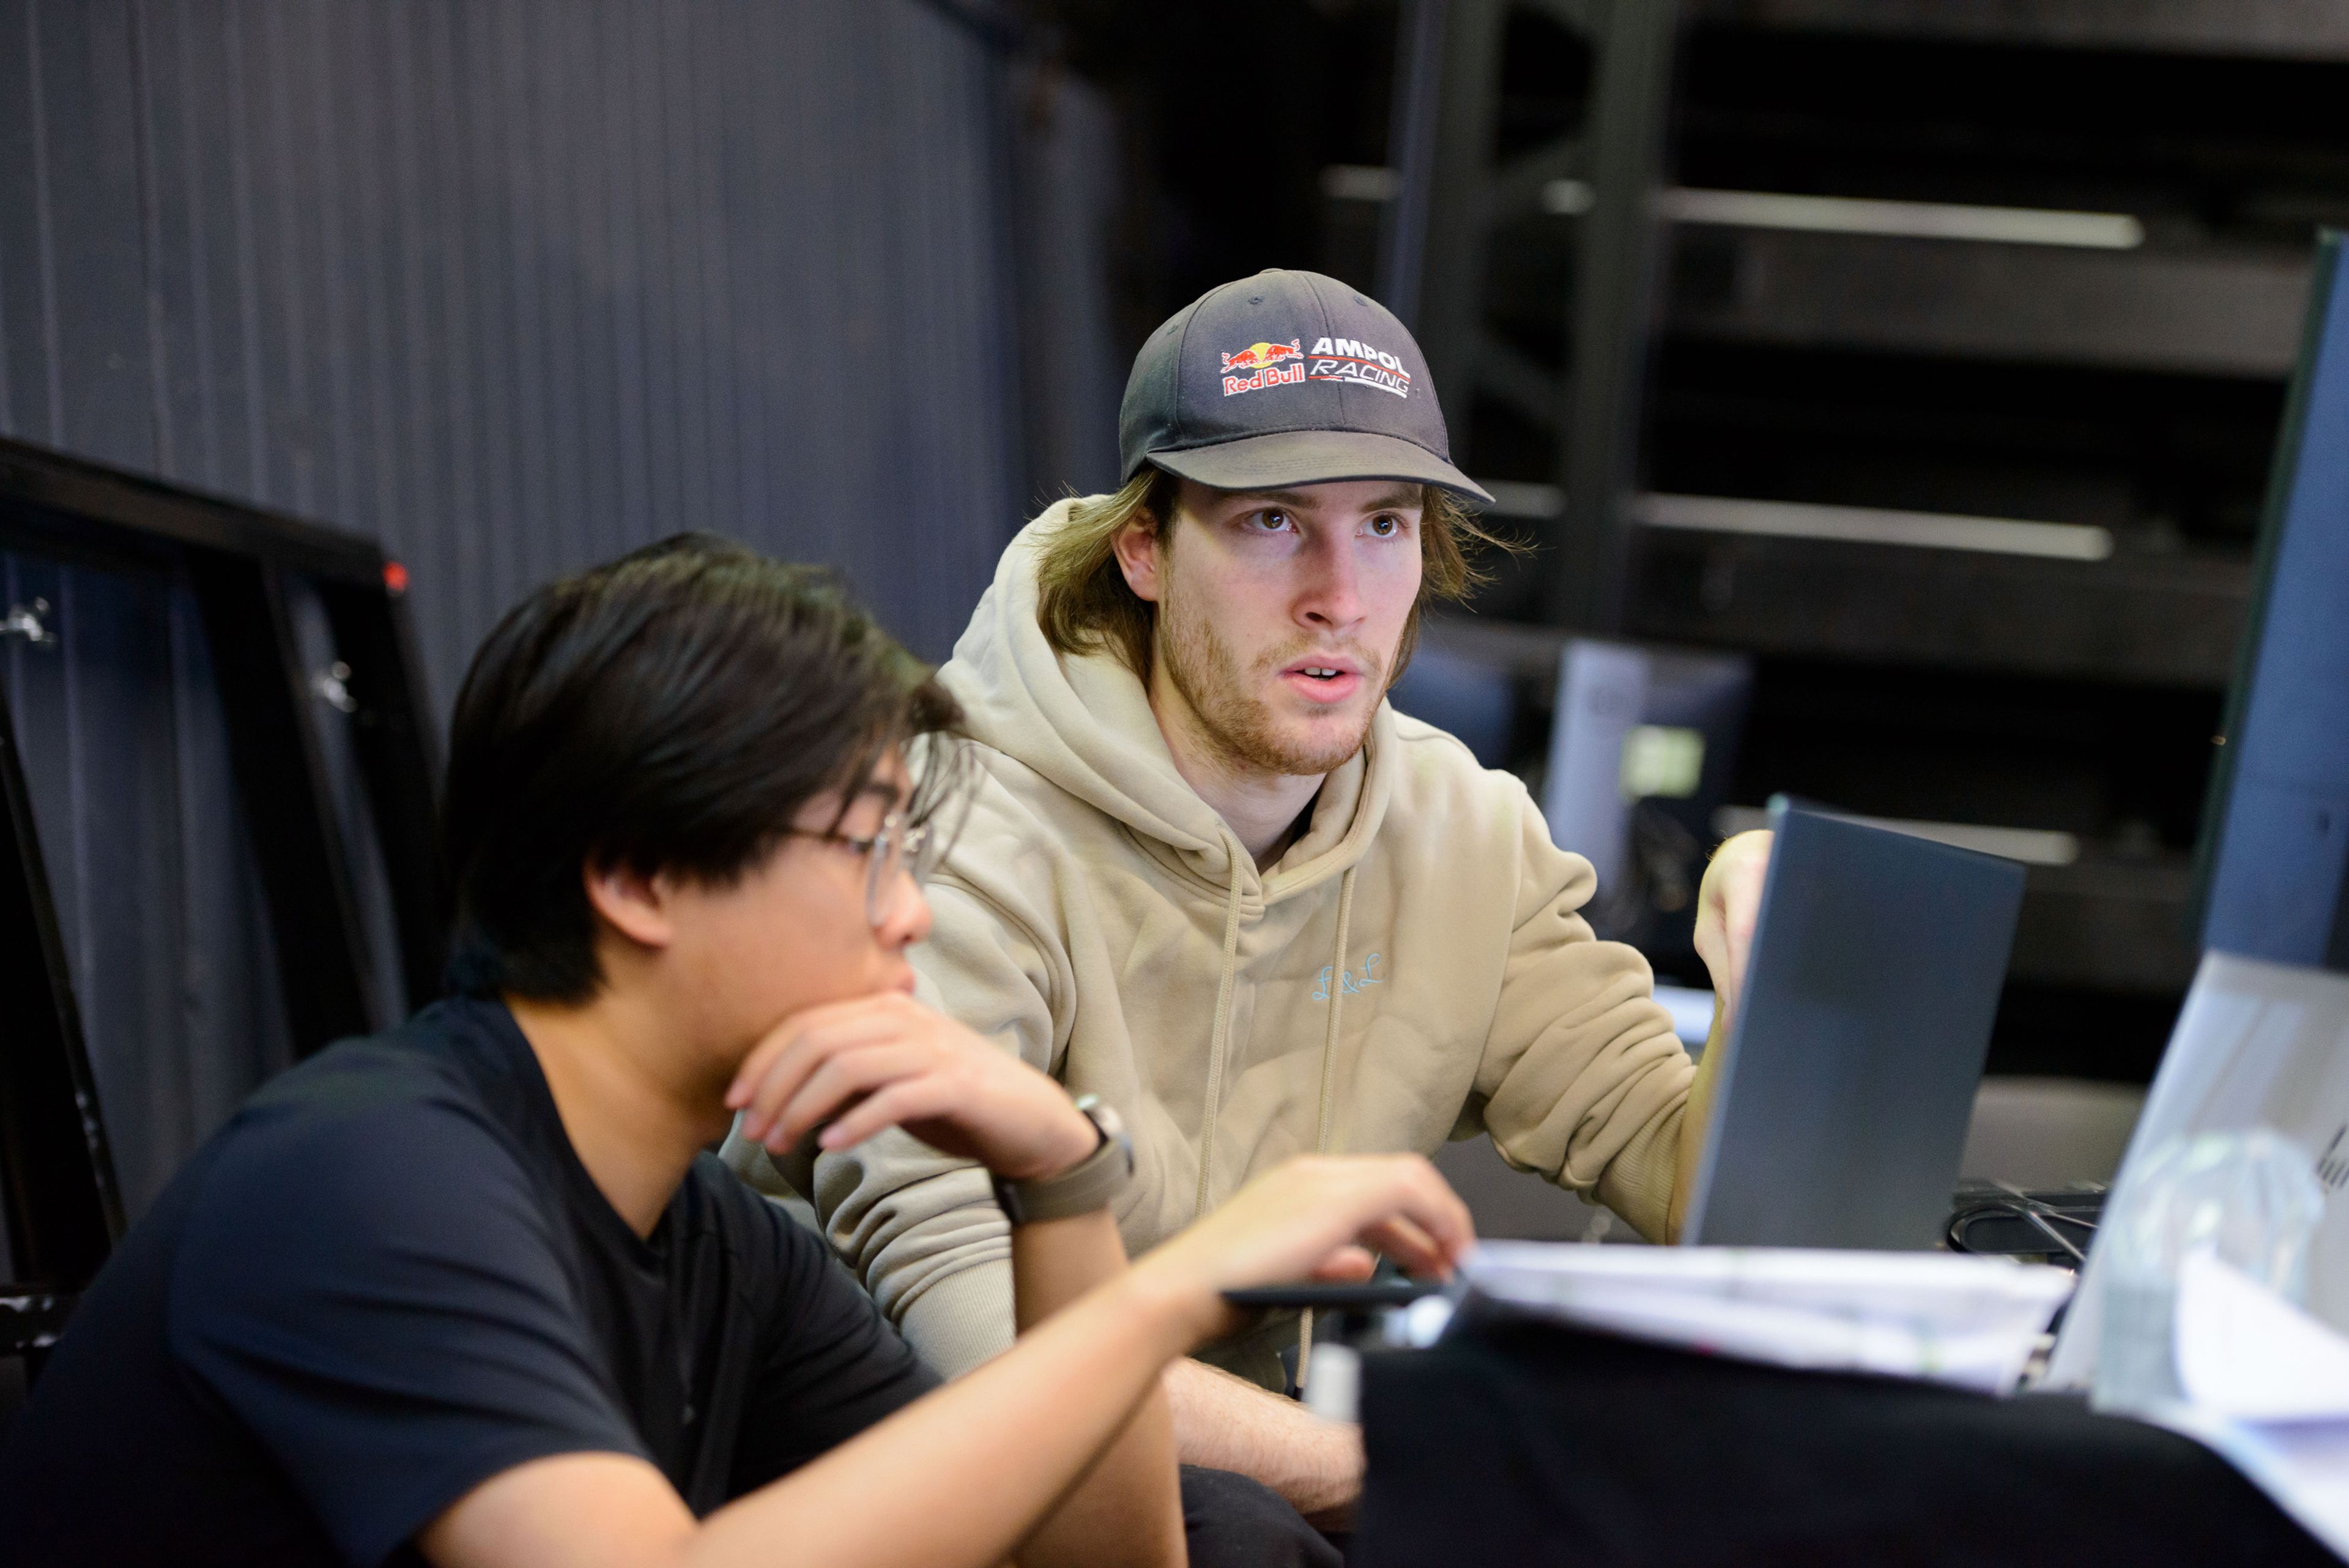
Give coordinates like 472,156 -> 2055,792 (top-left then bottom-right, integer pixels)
383,560 -> 410,596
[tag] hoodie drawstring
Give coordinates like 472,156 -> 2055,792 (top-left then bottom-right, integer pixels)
1191,839 -> 1249,1225
1297,865 -> 1359,1395
1312,868 -> 1358,1156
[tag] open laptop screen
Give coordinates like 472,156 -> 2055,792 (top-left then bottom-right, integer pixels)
1681,801 -> 2027,1250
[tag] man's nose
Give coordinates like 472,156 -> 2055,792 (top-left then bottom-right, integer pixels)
1297,534 -> 1365,630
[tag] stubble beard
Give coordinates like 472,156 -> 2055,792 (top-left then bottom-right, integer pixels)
1156,582 -> 1382,780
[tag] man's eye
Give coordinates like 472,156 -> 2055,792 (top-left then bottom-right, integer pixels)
1247,510 -> 1293,533
1368,515 -> 1401,537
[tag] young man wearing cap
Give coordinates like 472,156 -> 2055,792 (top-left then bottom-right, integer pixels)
729,271 -> 1772,1522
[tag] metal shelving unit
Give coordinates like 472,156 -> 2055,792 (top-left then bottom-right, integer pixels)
1622,532 -> 2250,689
1664,231 -> 2311,377
1351,0 -> 2349,1072
1679,1 -> 2349,61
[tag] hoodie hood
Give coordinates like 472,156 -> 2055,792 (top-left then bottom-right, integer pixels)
938,498 -> 1395,908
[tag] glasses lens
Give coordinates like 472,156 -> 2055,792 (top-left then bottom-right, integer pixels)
911,738 -> 976,875
906,820 -> 944,884
869,735 -> 973,925
865,816 -> 907,926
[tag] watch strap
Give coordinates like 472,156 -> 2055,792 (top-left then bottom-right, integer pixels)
993,1099 -> 1132,1225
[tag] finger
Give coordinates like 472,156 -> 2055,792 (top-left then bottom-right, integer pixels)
727,994 -> 916,1108
1725,836 -> 1769,927
1729,861 -> 1765,934
768,1044 -> 933,1150
1277,1158 -> 1469,1277
1356,1214 -> 1451,1278
1360,1159 -> 1475,1265
727,1022 -> 801,1112
817,1077 -> 963,1151
738,1012 -> 916,1139
1307,1245 -> 1378,1284
737,1040 -> 823,1143
1723,873 -> 1765,997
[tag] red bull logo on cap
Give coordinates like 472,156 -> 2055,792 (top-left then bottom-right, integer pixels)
1220,338 -> 1305,397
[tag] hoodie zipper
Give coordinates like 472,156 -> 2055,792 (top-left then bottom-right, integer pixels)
1190,846 -> 1362,1392
1190,834 -> 1250,1224
1297,864 -> 1358,1392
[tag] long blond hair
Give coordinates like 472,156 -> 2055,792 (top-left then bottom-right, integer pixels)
1032,469 -> 1516,680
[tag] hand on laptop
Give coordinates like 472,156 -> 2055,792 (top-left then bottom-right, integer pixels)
726,992 -> 1101,1183
1696,828 -> 1772,1033
1133,1153 -> 1475,1343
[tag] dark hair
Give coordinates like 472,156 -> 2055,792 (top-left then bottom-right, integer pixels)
439,533 -> 960,1002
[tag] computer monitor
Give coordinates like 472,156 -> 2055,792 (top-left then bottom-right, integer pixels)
1386,644 -> 1518,769
1680,801 -> 2027,1250
2196,229 -> 2349,971
1541,639 -> 1752,970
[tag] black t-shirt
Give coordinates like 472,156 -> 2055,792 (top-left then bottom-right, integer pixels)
0,997 -> 938,1567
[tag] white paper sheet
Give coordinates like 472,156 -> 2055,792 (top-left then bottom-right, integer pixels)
2176,1253 -> 2349,1421
1463,1242 -> 2074,1395
2139,1257 -> 2349,1561
2047,952 -> 2349,1391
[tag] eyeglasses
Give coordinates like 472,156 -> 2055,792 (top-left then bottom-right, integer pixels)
827,811 -> 956,927
789,735 -> 974,926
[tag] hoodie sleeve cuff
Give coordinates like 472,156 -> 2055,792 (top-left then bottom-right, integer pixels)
717,1120 -> 798,1197
1592,1099 -> 1684,1244
895,1258 -> 1018,1378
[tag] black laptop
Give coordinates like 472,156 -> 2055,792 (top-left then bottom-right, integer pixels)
1679,800 -> 2028,1250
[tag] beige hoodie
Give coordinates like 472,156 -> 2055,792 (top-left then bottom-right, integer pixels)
727,500 -> 1695,1380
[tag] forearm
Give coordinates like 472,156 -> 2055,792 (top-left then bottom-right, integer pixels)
691,1269 -> 1202,1568
427,1154 -> 1474,1568
1004,1213 -> 1186,1568
1165,1354 -> 1364,1521
1666,1001 -> 1731,1244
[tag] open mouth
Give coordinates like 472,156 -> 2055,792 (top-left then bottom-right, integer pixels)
1280,659 -> 1366,705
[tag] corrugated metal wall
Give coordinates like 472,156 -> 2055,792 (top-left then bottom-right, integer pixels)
0,0 -> 1034,1219
0,549 -> 296,1228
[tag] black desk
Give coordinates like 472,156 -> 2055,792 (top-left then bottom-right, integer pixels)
1356,1307 -> 2334,1567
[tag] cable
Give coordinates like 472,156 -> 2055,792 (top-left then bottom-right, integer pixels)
1945,1186 -> 2101,1264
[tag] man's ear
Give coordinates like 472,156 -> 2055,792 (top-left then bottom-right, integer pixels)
1110,513 -> 1166,604
582,860 -> 675,952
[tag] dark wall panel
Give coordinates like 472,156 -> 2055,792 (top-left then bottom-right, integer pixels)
7,0 -> 1025,691
0,555 -> 295,1219
0,0 -> 1030,1216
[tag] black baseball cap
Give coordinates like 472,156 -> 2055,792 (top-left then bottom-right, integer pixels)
1118,269 -> 1494,505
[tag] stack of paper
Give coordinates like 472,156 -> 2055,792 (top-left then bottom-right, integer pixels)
2139,1255 -> 2349,1561
1463,1241 -> 2076,1395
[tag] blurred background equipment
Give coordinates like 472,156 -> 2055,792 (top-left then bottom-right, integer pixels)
1535,637 -> 1750,967
1335,0 -> 2348,1074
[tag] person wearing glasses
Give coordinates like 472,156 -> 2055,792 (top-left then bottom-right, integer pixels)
725,272 -> 1775,1531
0,535 -> 1472,1568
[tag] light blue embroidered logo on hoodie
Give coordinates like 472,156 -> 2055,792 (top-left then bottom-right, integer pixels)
1314,952 -> 1384,1002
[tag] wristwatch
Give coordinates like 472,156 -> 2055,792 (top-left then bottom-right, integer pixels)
992,1095 -> 1134,1225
